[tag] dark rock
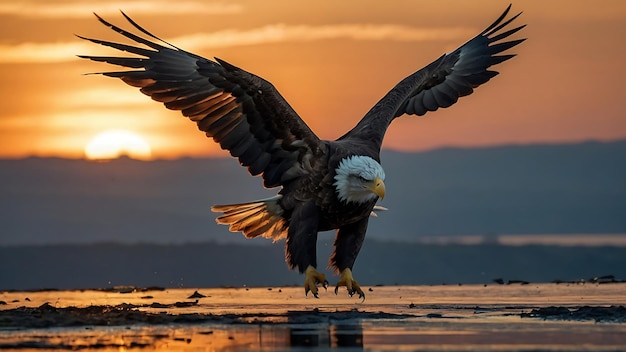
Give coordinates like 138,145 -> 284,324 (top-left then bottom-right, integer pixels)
521,305 -> 626,322
174,300 -> 199,308
187,291 -> 206,299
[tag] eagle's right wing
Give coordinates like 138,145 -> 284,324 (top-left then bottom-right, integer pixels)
78,12 -> 323,188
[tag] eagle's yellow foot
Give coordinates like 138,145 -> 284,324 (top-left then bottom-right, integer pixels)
304,265 -> 329,298
334,268 -> 365,301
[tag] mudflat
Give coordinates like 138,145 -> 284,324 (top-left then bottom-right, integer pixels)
2,283 -> 626,351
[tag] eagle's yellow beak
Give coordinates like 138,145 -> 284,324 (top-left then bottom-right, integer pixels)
367,177 -> 386,199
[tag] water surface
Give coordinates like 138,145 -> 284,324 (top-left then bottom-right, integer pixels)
2,283 -> 625,351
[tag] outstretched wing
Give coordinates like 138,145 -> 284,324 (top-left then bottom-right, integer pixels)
342,4 -> 525,145
78,12 -> 323,188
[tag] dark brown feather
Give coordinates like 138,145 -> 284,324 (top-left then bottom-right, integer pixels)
339,4 -> 525,148
79,12 -> 323,189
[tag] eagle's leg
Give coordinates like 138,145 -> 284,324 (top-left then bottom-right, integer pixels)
334,268 -> 364,300
330,217 -> 369,301
304,265 -> 329,298
285,201 -> 328,297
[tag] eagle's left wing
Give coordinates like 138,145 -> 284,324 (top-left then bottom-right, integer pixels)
341,4 -> 525,145
78,13 -> 323,189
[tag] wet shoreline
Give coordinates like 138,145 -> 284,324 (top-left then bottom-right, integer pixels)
2,284 -> 626,351
3,301 -> 626,330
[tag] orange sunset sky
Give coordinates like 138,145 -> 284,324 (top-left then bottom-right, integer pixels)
1,0 -> 625,159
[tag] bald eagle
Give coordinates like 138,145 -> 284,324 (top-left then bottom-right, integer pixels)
79,5 -> 524,299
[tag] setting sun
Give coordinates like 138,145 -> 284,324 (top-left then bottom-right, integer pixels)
84,130 -> 152,160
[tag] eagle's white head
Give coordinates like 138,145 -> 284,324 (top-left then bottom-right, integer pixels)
333,155 -> 386,204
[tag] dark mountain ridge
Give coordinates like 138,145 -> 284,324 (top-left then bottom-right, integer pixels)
1,140 -> 625,246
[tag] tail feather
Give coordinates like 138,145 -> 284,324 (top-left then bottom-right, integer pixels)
211,195 -> 287,241
217,206 -> 265,225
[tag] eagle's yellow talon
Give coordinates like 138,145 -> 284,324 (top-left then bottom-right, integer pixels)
334,268 -> 365,301
304,265 -> 328,298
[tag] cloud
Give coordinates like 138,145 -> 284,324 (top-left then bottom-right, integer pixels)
55,87 -> 152,108
0,23 -> 473,64
0,41 -> 94,64
174,23 -> 473,50
0,1 -> 242,18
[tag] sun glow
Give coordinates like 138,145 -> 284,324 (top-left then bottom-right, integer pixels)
84,130 -> 152,160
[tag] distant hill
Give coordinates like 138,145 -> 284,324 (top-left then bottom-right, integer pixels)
2,241 -> 625,290
1,140 -> 625,246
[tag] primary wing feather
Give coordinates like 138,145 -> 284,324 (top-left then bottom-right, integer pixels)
78,12 -> 322,188
342,4 -> 525,145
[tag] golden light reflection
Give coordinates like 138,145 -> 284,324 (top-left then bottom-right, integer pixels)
84,129 -> 152,160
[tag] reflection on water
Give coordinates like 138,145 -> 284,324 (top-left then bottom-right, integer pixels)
286,310 -> 363,349
1,323 -> 364,351
288,324 -> 363,349
5,318 -> 626,351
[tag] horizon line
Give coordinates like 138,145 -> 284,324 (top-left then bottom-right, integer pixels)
1,138 -> 624,162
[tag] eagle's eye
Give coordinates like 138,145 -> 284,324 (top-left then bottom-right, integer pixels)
358,175 -> 368,182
